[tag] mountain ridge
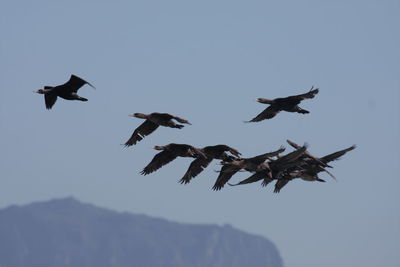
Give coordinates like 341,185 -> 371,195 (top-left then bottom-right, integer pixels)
0,197 -> 283,267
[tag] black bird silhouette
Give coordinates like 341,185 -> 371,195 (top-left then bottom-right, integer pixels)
286,139 -> 335,177
212,146 -> 286,191
227,144 -> 308,188
273,143 -> 356,193
35,74 -> 94,109
140,143 -> 206,175
124,112 -> 191,147
179,145 -> 241,185
246,86 -> 319,122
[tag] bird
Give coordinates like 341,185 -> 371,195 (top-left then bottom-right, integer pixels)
286,139 -> 335,178
272,168 -> 326,193
227,144 -> 308,188
124,112 -> 191,147
286,140 -> 357,179
212,146 -> 286,191
35,74 -> 94,109
179,144 -> 241,185
273,144 -> 356,193
140,143 -> 206,175
246,86 -> 319,122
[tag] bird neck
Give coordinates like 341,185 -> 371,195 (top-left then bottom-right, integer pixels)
35,89 -> 48,94
133,113 -> 148,119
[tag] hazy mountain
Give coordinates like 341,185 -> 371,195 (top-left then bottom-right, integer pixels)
0,197 -> 283,267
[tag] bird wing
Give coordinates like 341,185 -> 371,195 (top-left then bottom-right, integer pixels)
124,120 -> 159,147
44,93 -> 57,109
248,146 -> 286,163
273,179 -> 291,193
320,145 -> 356,163
179,157 -> 213,184
272,145 -> 307,166
284,87 -> 319,102
212,165 -> 241,191
287,139 -> 328,167
60,75 -> 94,93
229,171 -> 266,186
226,146 -> 241,157
188,147 -> 207,159
247,105 -> 280,122
140,150 -> 178,175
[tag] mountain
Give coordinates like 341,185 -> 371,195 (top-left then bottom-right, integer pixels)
0,197 -> 283,267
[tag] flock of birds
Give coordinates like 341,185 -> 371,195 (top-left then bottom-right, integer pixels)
35,74 -> 355,193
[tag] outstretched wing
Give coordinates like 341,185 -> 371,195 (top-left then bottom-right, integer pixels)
273,179 -> 291,193
124,120 -> 159,147
44,93 -> 57,109
209,145 -> 241,158
140,150 -> 178,175
321,145 -> 356,163
287,139 -> 328,167
229,171 -> 266,187
212,165 -> 241,191
246,105 -> 280,122
225,146 -> 241,157
272,145 -> 307,168
248,146 -> 286,163
284,87 -> 319,102
61,75 -> 94,93
179,157 -> 213,184
188,146 -> 207,159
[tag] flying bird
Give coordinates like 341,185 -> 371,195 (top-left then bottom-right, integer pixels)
35,74 -> 94,109
227,144 -> 308,188
273,143 -> 356,193
140,143 -> 206,175
286,140 -> 357,179
179,145 -> 241,185
246,86 -> 319,122
124,112 -> 191,147
212,146 -> 286,191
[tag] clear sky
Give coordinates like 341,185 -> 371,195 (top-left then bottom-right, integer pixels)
1,1 -> 399,266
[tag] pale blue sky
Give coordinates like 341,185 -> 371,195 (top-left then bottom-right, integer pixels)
1,1 -> 399,266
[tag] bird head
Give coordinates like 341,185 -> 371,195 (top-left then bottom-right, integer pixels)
34,89 -> 46,94
130,113 -> 147,119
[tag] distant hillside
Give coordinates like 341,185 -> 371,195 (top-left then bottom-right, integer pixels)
0,197 -> 283,267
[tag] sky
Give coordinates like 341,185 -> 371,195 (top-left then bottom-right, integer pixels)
1,0 -> 399,266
